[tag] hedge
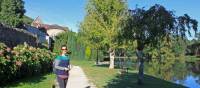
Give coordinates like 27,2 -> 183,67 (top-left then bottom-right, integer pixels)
0,43 -> 55,86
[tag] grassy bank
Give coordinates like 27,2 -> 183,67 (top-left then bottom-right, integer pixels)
71,59 -> 186,88
71,59 -> 119,88
4,73 -> 55,88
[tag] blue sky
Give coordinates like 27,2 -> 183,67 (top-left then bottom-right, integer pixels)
24,0 -> 200,39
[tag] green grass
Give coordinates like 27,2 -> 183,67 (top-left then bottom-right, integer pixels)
3,59 -> 186,88
71,59 -> 186,88
4,73 -> 56,88
71,59 -> 119,88
104,73 -> 186,88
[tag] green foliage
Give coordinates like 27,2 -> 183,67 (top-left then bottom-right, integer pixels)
85,46 -> 91,60
0,43 -> 6,50
121,4 -> 198,61
90,49 -> 97,60
80,0 -> 128,68
23,15 -> 34,25
53,32 -> 68,54
53,31 -> 86,60
186,37 -> 200,56
185,56 -> 200,62
144,38 -> 188,81
145,38 -> 174,59
171,37 -> 188,57
0,0 -> 2,11
0,43 -> 55,86
117,40 -> 137,57
122,4 -> 197,47
0,0 -> 25,27
80,0 -> 128,49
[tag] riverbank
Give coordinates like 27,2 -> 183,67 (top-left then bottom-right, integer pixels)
71,59 -> 186,88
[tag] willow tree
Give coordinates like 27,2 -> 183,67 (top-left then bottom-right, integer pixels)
120,4 -> 198,82
121,4 -> 198,56
80,0 -> 128,69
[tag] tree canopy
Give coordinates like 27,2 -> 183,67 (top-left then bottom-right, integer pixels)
0,0 -> 25,27
80,0 -> 128,49
80,0 -> 128,68
121,4 -> 198,48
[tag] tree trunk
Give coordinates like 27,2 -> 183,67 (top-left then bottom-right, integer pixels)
109,49 -> 115,69
96,49 -> 99,65
136,41 -> 145,84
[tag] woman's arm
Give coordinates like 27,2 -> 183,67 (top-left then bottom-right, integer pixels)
54,59 -> 68,70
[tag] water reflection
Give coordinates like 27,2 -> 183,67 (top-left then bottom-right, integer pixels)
142,59 -> 200,88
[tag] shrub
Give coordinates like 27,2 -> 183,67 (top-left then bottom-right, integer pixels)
0,43 -> 55,86
85,46 -> 91,60
53,32 -> 68,54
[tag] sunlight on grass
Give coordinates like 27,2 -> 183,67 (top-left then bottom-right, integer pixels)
71,59 -> 186,88
71,59 -> 119,88
3,59 -> 187,88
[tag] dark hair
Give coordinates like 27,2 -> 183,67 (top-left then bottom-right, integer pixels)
61,45 -> 67,50
60,45 -> 71,54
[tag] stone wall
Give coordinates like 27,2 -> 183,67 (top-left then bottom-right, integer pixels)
0,23 -> 39,47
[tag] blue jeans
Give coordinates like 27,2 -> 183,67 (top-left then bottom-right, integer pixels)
57,76 -> 68,88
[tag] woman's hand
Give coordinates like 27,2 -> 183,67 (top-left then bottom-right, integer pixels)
64,68 -> 69,71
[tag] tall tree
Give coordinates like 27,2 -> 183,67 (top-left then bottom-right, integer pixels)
80,0 -> 128,69
120,4 -> 198,83
0,0 -> 25,27
121,4 -> 198,55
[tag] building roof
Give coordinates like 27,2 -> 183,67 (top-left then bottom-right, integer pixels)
31,16 -> 43,27
31,16 -> 68,31
40,24 -> 68,31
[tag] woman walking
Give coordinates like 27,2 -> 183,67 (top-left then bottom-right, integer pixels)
54,45 -> 71,88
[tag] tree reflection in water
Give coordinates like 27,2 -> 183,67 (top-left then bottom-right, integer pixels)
141,58 -> 200,87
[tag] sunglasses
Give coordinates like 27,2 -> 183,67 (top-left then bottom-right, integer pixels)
61,46 -> 67,50
61,49 -> 67,50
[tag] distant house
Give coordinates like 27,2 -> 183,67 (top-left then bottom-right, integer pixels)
23,24 -> 47,43
31,16 -> 68,39
25,16 -> 68,51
